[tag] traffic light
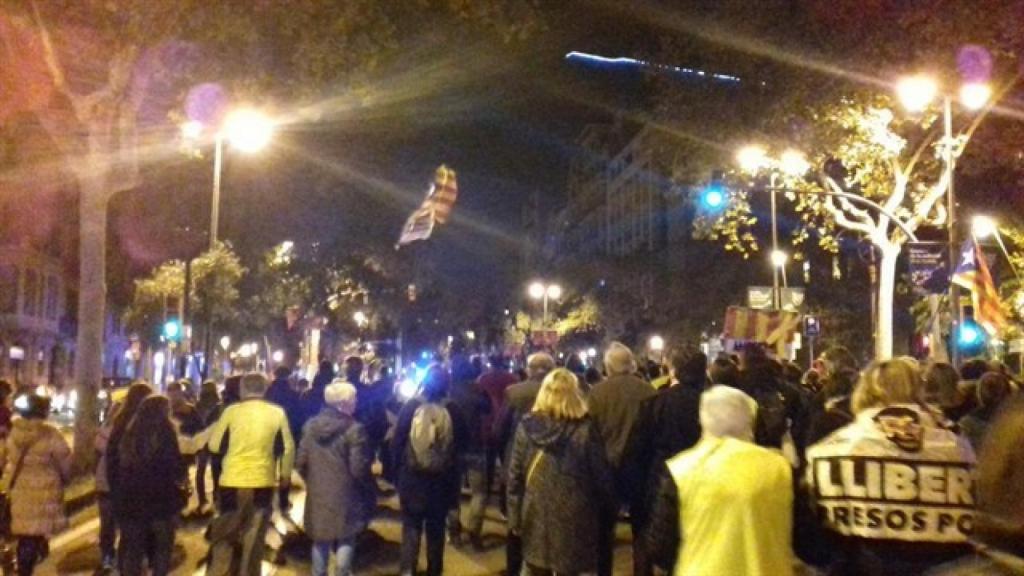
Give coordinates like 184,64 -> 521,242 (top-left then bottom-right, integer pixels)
698,170 -> 728,213
956,318 -> 985,357
163,319 -> 182,342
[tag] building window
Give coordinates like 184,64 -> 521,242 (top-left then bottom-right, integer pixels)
45,275 -> 59,320
0,265 -> 16,314
22,268 -> 39,317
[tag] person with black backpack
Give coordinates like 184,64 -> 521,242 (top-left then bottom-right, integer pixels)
393,364 -> 468,576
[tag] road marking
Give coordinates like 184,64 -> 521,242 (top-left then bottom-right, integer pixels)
50,517 -> 100,551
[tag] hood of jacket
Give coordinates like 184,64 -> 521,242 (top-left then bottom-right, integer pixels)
307,409 -> 354,445
521,413 -> 581,449
9,418 -> 49,449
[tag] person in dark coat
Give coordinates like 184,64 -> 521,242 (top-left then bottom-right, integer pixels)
296,381 -> 374,576
115,395 -> 188,576
300,360 -> 336,428
393,364 -> 468,576
448,356 -> 492,548
265,366 -> 303,442
958,371 -> 1012,451
587,342 -> 656,576
627,348 -> 707,576
507,368 -> 616,576
194,381 -> 222,512
349,356 -> 390,462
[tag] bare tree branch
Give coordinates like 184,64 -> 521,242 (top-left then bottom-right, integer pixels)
29,0 -> 73,101
822,175 -> 876,228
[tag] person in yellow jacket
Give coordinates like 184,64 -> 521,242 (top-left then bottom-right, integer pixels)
645,385 -> 794,576
205,372 -> 295,576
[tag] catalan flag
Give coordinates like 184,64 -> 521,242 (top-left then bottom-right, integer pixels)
397,165 -> 459,247
723,306 -> 801,345
951,239 -> 1007,335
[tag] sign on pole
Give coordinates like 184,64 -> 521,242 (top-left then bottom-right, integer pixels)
908,242 -> 950,295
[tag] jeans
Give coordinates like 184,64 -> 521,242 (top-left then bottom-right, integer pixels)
311,538 -> 355,576
97,493 -> 117,564
15,536 -> 46,576
447,455 -> 487,540
400,509 -> 446,576
206,488 -> 273,576
506,534 -> 523,576
118,518 -> 175,576
196,450 -> 216,507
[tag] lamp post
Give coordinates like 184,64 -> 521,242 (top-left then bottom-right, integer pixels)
182,108 -> 275,249
738,146 -> 806,310
528,281 -> 562,327
897,75 -> 991,366
181,108 -> 274,377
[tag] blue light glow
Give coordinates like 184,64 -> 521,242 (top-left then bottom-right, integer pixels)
958,323 -> 981,346
703,188 -> 725,209
565,51 -> 741,83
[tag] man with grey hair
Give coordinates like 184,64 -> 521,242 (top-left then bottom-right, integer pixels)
646,386 -> 793,575
207,373 -> 296,576
297,380 -> 373,576
588,342 -> 656,576
497,352 -> 555,576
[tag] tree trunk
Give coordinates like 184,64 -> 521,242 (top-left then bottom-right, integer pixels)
875,243 -> 900,360
72,176 -> 107,471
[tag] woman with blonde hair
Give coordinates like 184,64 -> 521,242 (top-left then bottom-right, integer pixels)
806,359 -> 975,576
507,368 -> 616,576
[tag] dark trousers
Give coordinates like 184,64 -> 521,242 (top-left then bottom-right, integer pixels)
400,509 -> 446,576
597,508 -> 616,576
118,517 -> 175,576
15,536 -> 46,576
97,493 -> 117,563
207,488 -> 273,576
506,533 -> 523,576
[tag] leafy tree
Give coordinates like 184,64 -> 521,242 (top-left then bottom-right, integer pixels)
125,242 -> 245,349
0,0 -> 541,466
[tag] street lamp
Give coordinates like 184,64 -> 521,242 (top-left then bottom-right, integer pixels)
972,215 -> 997,239
528,281 -> 562,327
738,146 -> 809,310
896,75 -> 939,113
897,74 -> 991,366
649,335 -> 665,358
353,310 -> 369,328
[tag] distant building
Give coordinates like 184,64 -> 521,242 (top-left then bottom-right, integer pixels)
0,244 -> 68,389
552,123 -> 677,311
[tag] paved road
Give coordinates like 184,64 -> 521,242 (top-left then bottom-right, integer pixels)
34,480 -> 636,575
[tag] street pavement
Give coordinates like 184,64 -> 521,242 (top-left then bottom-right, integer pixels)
34,477 -> 637,575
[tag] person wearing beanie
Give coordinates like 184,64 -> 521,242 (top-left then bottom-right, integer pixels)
207,373 -> 295,576
297,381 -> 374,576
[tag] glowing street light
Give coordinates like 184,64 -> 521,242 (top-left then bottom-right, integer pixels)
780,149 -> 810,177
223,108 -> 275,153
353,310 -> 369,328
546,284 -> 563,300
219,335 -> 231,351
897,75 -> 938,112
972,215 -> 997,239
771,249 -> 789,268
737,145 -> 768,174
181,120 -> 204,141
960,82 -> 992,111
272,349 -> 285,364
649,335 -> 665,352
528,280 -> 562,327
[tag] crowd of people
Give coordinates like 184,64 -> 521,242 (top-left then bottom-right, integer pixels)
0,342 -> 1021,576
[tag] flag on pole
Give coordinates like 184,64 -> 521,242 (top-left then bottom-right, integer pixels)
397,165 -> 458,247
951,239 -> 1007,335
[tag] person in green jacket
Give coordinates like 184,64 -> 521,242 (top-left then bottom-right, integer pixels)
206,373 -> 295,576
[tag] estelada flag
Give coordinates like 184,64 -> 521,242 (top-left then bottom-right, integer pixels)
397,165 -> 458,247
723,306 -> 801,345
951,239 -> 1007,335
